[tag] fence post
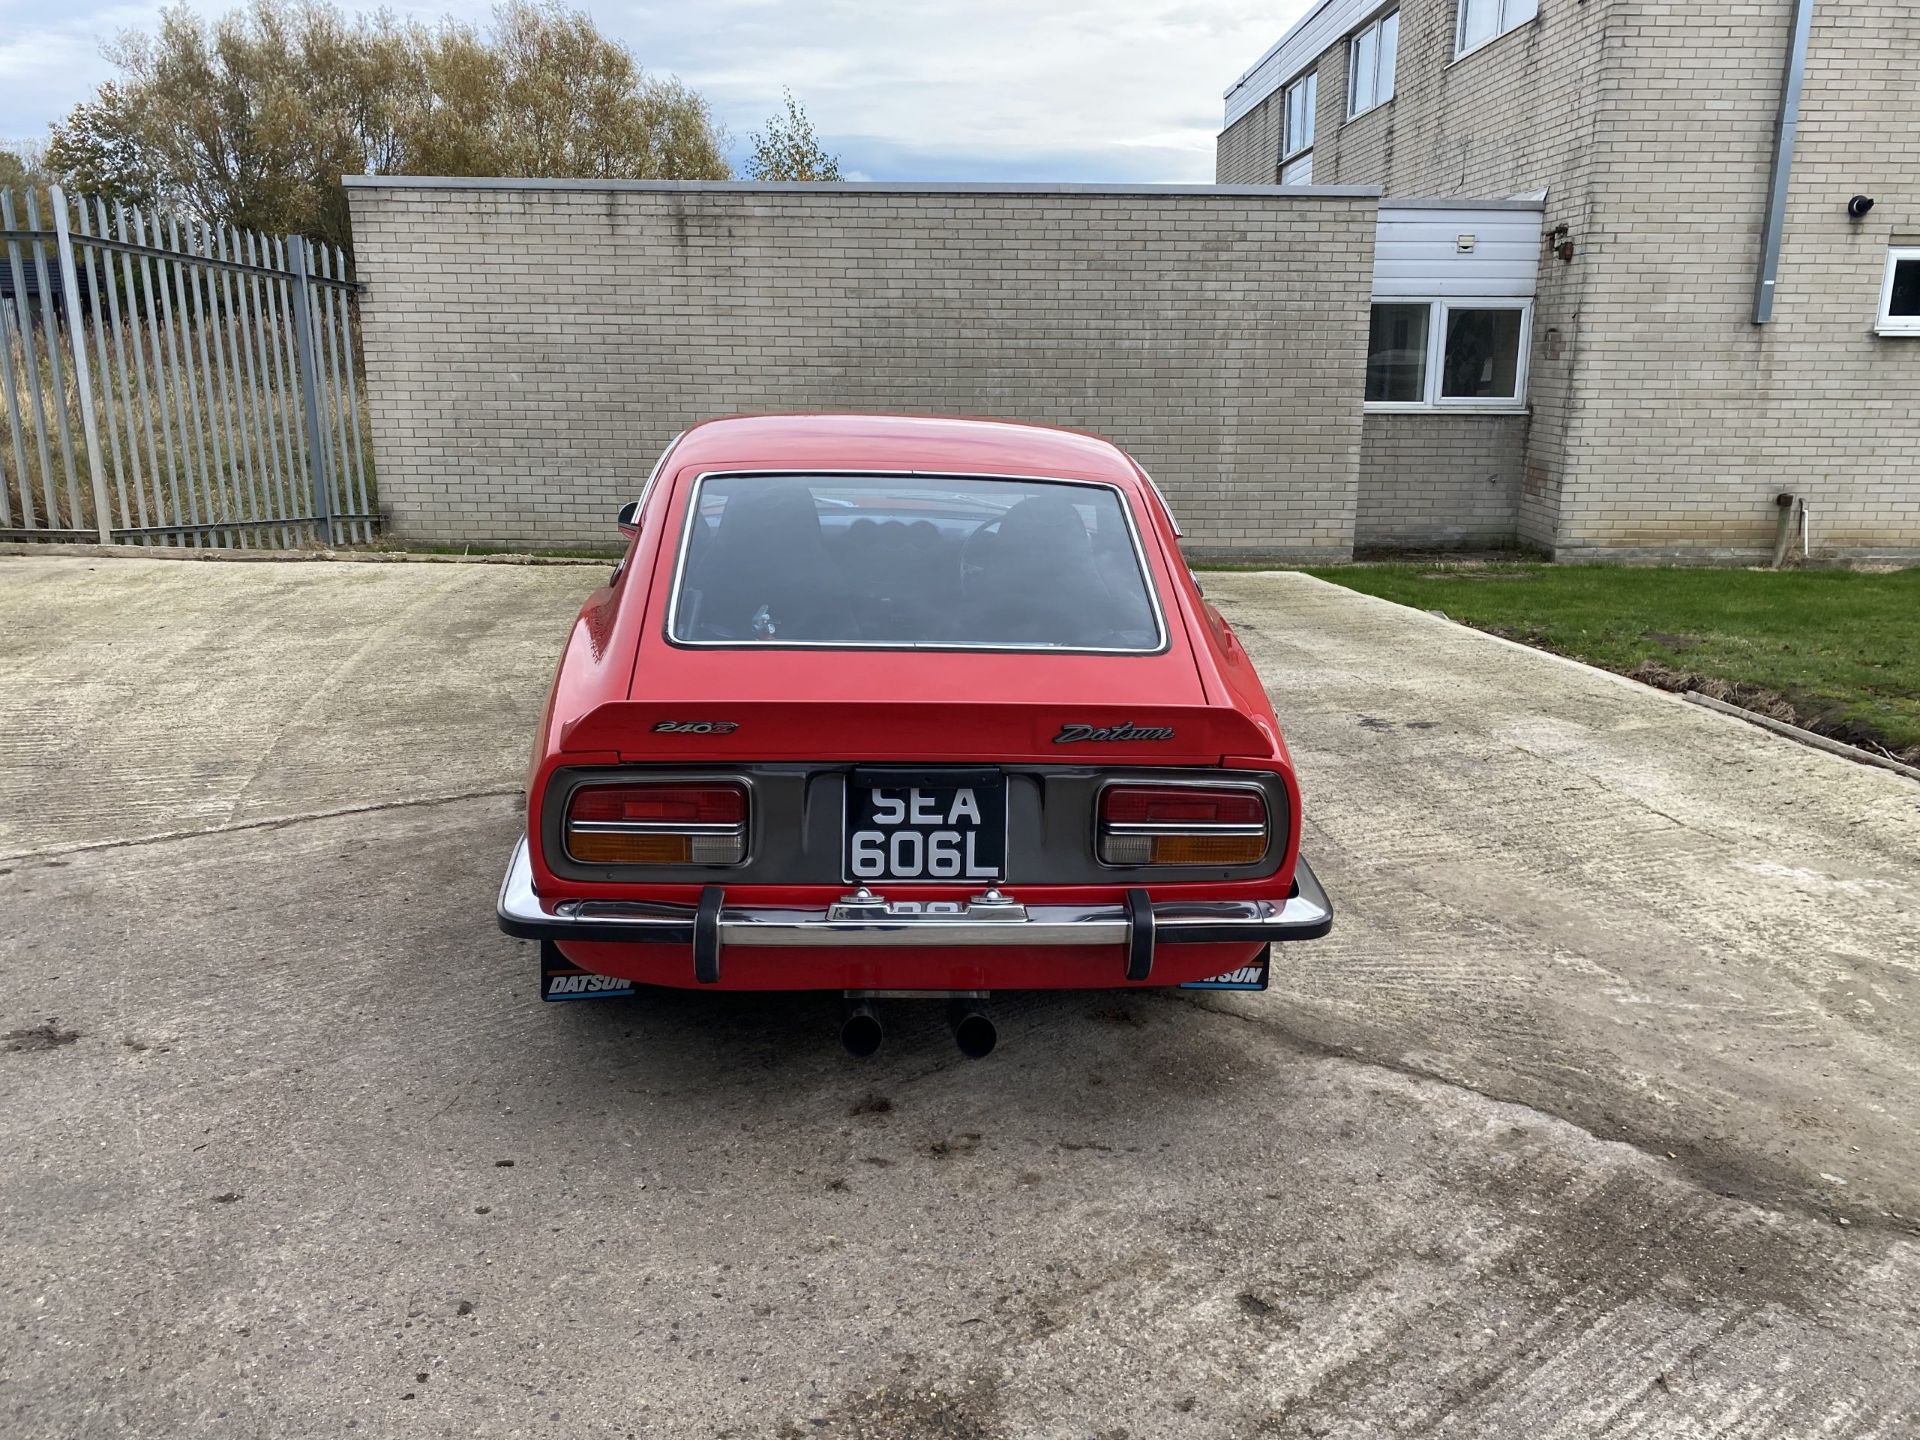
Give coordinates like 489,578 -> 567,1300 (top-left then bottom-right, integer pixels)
286,239 -> 334,545
50,185 -> 113,543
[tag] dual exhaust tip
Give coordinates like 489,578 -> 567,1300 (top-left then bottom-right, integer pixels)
841,999 -> 995,1059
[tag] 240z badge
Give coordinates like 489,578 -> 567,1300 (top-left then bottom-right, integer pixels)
1053,721 -> 1175,744
652,720 -> 739,734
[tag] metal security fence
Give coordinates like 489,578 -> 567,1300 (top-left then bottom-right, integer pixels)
1,185 -> 374,547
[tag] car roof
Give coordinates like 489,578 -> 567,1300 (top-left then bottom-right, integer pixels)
665,414 -> 1147,487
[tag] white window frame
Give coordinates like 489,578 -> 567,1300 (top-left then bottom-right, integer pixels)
1347,11 -> 1399,120
1364,298 -> 1533,413
1877,246 -> 1920,336
1281,70 -> 1317,161
1455,0 -> 1538,60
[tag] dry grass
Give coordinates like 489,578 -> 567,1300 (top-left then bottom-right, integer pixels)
2,302 -> 374,544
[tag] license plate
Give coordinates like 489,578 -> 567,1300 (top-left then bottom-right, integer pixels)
845,768 -> 1007,883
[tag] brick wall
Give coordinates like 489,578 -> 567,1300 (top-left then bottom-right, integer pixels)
345,181 -> 1378,559
1358,412 -> 1527,548
1556,1 -> 1920,560
1215,94 -> 1281,185
1221,0 -> 1616,554
1218,0 -> 1920,561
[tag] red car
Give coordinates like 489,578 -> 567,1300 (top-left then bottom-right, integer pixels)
498,414 -> 1331,1056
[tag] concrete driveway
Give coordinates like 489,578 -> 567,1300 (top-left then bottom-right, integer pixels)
2,555 -> 1916,1439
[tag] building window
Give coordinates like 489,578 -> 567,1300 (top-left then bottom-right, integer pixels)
1878,247 -> 1920,336
1282,70 -> 1317,160
1456,0 -> 1538,58
1441,306 -> 1526,401
1348,12 -> 1399,118
1365,299 -> 1531,409
1365,303 -> 1429,402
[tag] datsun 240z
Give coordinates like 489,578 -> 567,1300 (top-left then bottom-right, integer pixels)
497,414 -> 1332,1056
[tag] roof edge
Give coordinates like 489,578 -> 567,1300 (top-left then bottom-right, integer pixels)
1380,196 -> 1548,211
665,412 -> 1149,480
1223,0 -> 1399,126
342,175 -> 1382,200
1224,0 -> 1341,102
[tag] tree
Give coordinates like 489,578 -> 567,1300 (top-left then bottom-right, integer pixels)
0,139 -> 53,194
40,88 -> 165,212
745,90 -> 841,182
405,3 -> 729,181
40,0 -> 733,252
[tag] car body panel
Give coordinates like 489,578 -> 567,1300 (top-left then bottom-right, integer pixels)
506,414 -> 1325,992
552,937 -> 1272,991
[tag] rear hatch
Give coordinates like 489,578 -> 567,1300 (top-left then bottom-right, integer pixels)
530,460 -> 1291,896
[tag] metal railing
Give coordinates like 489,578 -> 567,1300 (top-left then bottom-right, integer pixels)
1,185 -> 375,547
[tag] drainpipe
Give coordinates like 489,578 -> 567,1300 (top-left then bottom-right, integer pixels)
1752,0 -> 1816,323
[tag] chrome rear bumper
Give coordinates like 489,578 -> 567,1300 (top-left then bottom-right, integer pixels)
497,836 -> 1332,964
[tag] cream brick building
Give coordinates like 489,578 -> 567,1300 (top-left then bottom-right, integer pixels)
1220,0 -> 1920,560
345,180 -> 1379,558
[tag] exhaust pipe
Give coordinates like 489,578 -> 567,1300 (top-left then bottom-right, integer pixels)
948,1001 -> 997,1060
840,1000 -> 884,1058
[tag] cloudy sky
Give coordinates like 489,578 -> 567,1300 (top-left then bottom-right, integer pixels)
0,0 -> 1313,181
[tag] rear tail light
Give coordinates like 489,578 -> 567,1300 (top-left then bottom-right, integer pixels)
565,782 -> 748,866
1097,783 -> 1268,867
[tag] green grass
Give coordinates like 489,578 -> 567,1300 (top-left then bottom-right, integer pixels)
1304,562 -> 1920,759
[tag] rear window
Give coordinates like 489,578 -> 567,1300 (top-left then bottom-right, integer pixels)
667,473 -> 1165,652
